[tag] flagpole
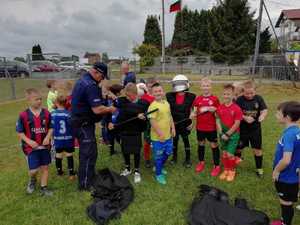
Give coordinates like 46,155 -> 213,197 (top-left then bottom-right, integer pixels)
161,0 -> 166,74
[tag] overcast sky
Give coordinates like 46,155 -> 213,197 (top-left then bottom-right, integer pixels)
0,0 -> 299,59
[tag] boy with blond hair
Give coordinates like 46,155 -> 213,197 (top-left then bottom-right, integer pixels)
148,83 -> 176,185
191,77 -> 221,176
16,88 -> 53,196
216,84 -> 243,182
236,80 -> 268,177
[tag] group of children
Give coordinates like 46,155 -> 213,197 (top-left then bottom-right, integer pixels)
16,75 -> 300,225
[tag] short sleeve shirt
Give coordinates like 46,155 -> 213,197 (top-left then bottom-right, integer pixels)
193,95 -> 220,131
216,103 -> 243,133
71,73 -> 103,117
148,100 -> 172,141
273,125 -> 300,184
236,95 -> 267,131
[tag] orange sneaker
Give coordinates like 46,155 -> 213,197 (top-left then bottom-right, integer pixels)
195,161 -> 205,174
226,170 -> 236,182
69,175 -> 77,181
219,170 -> 229,180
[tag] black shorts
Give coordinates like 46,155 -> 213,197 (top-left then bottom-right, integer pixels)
55,147 -> 75,153
275,181 -> 299,202
238,128 -> 262,150
197,131 -> 218,143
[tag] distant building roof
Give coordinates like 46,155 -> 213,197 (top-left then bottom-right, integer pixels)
84,52 -> 100,58
276,9 -> 300,27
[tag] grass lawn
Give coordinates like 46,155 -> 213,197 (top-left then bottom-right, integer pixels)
1,79 -> 300,225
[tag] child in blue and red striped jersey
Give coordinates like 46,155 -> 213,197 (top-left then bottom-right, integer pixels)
16,88 -> 53,196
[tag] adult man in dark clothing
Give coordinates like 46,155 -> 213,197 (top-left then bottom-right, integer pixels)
71,62 -> 116,191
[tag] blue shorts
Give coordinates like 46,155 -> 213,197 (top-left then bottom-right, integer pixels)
151,138 -> 173,156
27,149 -> 51,170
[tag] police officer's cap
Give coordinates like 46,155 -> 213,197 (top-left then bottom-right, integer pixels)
93,62 -> 108,79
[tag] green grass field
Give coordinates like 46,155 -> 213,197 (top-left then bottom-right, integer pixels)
1,78 -> 300,225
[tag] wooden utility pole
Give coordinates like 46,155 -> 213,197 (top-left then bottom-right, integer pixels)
161,0 -> 166,74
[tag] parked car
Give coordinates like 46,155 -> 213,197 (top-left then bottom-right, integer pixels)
31,60 -> 60,72
0,60 -> 30,78
58,61 -> 78,70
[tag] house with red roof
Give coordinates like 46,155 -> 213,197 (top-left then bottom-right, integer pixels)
275,9 -> 300,50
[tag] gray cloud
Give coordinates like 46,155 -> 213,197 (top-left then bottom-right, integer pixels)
0,0 -> 299,59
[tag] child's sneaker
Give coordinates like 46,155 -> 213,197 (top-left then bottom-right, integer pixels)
226,170 -> 236,182
134,171 -> 141,183
156,175 -> 166,185
270,220 -> 282,225
256,169 -> 264,178
40,187 -> 53,197
210,166 -> 221,177
26,178 -> 36,194
195,161 -> 205,173
120,168 -> 131,176
57,170 -> 64,176
219,170 -> 229,180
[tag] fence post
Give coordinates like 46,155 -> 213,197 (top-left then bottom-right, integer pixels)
3,57 -> 16,100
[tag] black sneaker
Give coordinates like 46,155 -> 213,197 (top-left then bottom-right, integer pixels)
57,170 -> 64,176
145,160 -> 152,168
26,178 -> 36,194
183,159 -> 192,168
40,187 -> 53,197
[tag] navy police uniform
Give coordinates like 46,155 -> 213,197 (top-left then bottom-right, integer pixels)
71,66 -> 105,190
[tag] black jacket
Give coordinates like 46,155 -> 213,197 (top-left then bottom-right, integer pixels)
166,92 -> 196,135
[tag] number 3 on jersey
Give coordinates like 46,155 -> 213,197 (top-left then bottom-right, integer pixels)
59,120 -> 66,134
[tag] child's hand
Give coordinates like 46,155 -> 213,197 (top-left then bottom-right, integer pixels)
159,134 -> 165,142
189,112 -> 196,119
171,127 -> 176,138
108,123 -> 114,130
200,107 -> 209,113
208,106 -> 216,112
138,113 -> 146,120
272,170 -> 280,182
109,106 -> 117,113
221,134 -> 229,141
258,115 -> 265,122
42,137 -> 51,146
244,116 -> 255,124
28,140 -> 39,149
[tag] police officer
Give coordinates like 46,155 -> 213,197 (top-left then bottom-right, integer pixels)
71,62 -> 116,191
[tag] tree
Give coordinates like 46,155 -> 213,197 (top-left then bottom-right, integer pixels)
209,0 -> 256,64
143,15 -> 162,49
133,44 -> 160,68
102,52 -> 109,64
32,44 -> 45,61
259,27 -> 272,53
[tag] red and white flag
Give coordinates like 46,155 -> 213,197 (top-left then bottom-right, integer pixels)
169,0 -> 181,13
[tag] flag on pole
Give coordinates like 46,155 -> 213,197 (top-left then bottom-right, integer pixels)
169,0 -> 181,13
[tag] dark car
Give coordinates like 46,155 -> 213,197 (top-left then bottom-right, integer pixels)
0,60 -> 30,78
31,60 -> 61,72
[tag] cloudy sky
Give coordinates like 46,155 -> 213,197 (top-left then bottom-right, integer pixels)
0,0 -> 299,59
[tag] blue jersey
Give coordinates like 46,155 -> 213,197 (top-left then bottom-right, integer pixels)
273,125 -> 300,184
51,109 -> 74,149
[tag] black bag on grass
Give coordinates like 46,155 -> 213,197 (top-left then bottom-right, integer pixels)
87,168 -> 134,225
188,185 -> 270,225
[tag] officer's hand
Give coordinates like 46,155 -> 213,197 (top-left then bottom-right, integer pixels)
187,123 -> 193,131
245,116 -> 255,124
109,106 -> 117,113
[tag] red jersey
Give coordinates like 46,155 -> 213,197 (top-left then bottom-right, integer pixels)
16,108 -> 52,155
193,95 -> 220,131
65,95 -> 72,111
216,103 -> 243,133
